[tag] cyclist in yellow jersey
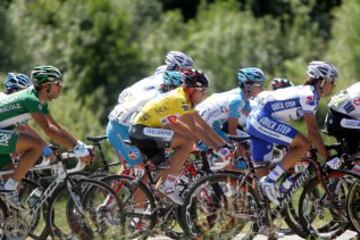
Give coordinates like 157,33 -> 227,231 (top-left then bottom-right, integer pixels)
130,69 -> 232,205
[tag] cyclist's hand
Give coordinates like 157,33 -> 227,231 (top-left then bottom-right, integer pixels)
74,141 -> 94,164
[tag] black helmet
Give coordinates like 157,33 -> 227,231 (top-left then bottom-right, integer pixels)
183,68 -> 209,88
271,78 -> 294,90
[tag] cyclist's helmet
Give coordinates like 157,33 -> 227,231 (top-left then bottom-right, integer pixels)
31,66 -> 62,86
183,68 -> 209,88
4,73 -> 32,91
271,78 -> 294,90
162,71 -> 184,88
237,67 -> 265,87
165,51 -> 193,70
307,61 -> 338,82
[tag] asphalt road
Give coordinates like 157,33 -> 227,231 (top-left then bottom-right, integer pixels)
146,230 -> 359,240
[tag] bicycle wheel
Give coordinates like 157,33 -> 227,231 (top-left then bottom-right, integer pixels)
46,177 -> 123,239
181,172 -> 260,239
99,174 -> 156,239
0,179 -> 50,240
347,181 -> 360,233
299,170 -> 357,239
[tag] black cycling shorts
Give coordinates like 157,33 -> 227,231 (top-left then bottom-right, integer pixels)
325,109 -> 360,154
129,124 -> 174,165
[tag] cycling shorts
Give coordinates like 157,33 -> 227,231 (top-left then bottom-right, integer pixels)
325,109 -> 360,154
246,109 -> 297,162
129,124 -> 174,165
106,120 -> 143,167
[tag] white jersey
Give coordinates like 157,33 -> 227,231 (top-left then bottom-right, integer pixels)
328,82 -> 360,119
109,88 -> 160,126
196,88 -> 251,127
154,65 -> 167,75
111,73 -> 164,126
118,73 -> 163,104
257,85 -> 320,122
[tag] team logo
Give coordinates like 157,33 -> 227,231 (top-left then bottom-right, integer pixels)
0,132 -> 12,146
181,104 -> 190,111
128,150 -> 139,160
220,106 -> 229,113
353,97 -> 360,106
305,96 -> 315,106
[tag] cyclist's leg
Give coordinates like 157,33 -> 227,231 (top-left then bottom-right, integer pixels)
106,120 -> 143,168
280,133 -> 310,170
247,111 -> 309,180
12,133 -> 44,183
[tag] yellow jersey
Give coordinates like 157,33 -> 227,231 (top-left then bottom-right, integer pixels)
133,87 -> 195,127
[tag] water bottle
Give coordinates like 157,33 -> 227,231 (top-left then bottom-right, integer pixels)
27,187 -> 43,209
279,176 -> 293,194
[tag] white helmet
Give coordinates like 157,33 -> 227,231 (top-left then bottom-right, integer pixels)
165,51 -> 193,70
307,61 -> 338,82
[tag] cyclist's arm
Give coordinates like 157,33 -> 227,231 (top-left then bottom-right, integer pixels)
165,116 -> 197,142
31,112 -> 77,149
191,112 -> 226,149
304,112 -> 329,159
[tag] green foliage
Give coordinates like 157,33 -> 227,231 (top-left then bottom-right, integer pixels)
0,0 -> 358,153
327,0 -> 360,90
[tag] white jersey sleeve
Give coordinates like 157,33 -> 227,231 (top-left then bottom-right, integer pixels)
299,85 -> 318,114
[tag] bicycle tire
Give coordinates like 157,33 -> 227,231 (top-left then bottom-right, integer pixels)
46,177 -> 123,239
180,172 -> 260,239
298,170 -> 357,239
346,181 -> 360,233
99,174 -> 157,239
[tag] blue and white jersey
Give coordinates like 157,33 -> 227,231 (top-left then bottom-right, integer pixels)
328,82 -> 360,119
196,88 -> 251,128
256,85 -> 320,122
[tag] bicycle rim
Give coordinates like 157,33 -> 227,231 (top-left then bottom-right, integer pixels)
181,173 -> 260,239
299,171 -> 354,239
48,178 -> 123,239
100,174 -> 156,239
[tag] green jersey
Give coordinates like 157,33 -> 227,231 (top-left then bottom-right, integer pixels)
0,86 -> 49,129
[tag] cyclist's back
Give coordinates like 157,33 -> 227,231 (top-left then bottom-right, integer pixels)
328,82 -> 360,119
257,85 -> 319,122
325,82 -> 360,156
0,87 -> 49,128
133,87 -> 194,128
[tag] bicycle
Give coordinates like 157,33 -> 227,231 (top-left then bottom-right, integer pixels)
0,148 -> 84,240
180,137 -> 359,239
19,147 -> 124,240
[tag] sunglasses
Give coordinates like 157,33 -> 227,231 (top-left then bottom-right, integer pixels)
194,87 -> 206,93
252,83 -> 264,87
50,81 -> 62,87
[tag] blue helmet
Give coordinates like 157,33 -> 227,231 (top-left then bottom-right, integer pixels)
237,67 -> 265,87
163,71 -> 184,88
5,73 -> 32,91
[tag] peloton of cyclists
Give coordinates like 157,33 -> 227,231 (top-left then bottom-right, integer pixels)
129,68 -> 232,205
